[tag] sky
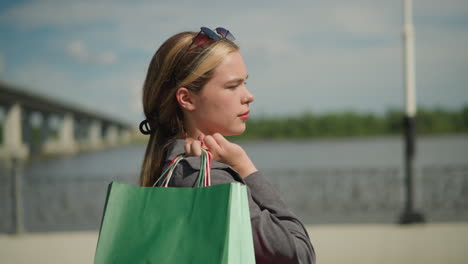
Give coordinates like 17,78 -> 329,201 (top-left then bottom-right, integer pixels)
0,0 -> 467,124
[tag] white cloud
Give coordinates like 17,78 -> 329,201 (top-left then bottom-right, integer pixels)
1,0 -> 467,121
0,1 -> 401,51
65,40 -> 116,64
332,4 -> 399,36
0,0 -> 126,28
129,78 -> 143,114
4,61 -> 141,123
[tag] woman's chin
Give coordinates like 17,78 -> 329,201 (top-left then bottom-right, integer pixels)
220,124 -> 246,137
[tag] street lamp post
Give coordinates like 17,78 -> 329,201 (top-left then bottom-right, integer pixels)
399,0 -> 425,224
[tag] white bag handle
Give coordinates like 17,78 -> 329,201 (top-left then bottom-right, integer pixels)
153,149 -> 212,188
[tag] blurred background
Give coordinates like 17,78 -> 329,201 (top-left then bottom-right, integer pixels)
0,0 -> 467,263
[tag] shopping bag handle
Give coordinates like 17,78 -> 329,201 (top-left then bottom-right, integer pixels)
153,149 -> 213,188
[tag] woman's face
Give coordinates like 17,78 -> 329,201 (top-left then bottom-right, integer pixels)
189,51 -> 254,136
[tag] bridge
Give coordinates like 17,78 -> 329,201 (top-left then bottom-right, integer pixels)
0,81 -> 134,160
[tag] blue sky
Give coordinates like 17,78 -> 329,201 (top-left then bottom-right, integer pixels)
0,0 -> 467,123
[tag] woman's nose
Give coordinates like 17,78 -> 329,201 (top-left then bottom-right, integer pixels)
242,88 -> 254,104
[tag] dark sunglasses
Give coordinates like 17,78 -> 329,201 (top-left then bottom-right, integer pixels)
191,27 -> 235,47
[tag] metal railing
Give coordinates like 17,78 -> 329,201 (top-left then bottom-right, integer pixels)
1,162 -> 467,232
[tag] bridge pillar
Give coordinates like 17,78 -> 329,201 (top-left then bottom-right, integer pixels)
43,113 -> 78,154
120,129 -> 132,144
87,120 -> 102,149
1,104 -> 29,159
58,113 -> 78,153
105,125 -> 119,146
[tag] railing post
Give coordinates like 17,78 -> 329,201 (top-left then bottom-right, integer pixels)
399,117 -> 424,224
11,156 -> 25,234
399,0 -> 425,224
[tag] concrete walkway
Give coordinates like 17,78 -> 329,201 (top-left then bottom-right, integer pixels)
309,222 -> 468,264
1,223 -> 467,264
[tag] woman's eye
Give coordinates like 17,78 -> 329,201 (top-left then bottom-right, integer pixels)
227,82 -> 247,89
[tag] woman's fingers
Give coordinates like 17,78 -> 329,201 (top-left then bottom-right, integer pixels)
213,133 -> 229,147
184,140 -> 202,157
192,140 -> 202,157
184,142 -> 191,155
198,134 -> 207,149
186,133 -> 255,178
204,135 -> 222,158
198,133 -> 205,142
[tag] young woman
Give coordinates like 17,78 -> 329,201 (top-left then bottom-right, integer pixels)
139,27 -> 316,264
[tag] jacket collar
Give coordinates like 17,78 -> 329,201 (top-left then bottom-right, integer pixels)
165,139 -> 231,170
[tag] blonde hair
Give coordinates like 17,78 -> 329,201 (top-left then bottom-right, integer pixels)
139,31 -> 239,186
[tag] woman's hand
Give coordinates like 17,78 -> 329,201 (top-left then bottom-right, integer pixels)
184,138 -> 204,157
184,133 -> 257,179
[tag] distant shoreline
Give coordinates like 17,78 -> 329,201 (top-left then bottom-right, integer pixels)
2,106 -> 467,145
231,106 -> 468,141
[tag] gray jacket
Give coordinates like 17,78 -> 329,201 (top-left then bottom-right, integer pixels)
161,139 -> 316,264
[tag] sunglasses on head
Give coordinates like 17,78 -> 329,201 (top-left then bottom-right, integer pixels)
191,27 -> 236,47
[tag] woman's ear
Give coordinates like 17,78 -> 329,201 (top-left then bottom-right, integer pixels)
176,87 -> 196,111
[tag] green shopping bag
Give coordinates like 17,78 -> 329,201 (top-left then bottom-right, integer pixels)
94,150 -> 255,264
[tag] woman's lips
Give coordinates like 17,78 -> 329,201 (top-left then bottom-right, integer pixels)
239,110 -> 250,120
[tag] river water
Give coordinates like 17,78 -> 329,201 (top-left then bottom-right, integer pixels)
1,134 -> 467,232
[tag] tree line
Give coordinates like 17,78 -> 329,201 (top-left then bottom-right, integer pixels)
0,105 -> 467,144
229,105 -> 468,141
